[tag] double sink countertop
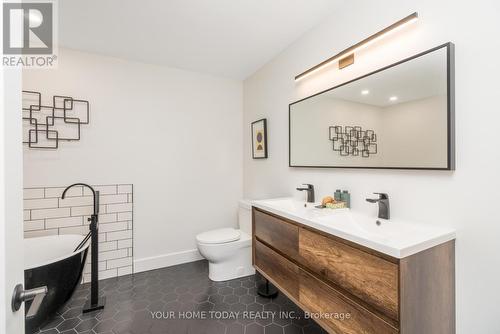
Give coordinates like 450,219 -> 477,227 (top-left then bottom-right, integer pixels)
252,197 -> 456,259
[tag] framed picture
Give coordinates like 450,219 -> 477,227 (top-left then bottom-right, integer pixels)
251,118 -> 268,159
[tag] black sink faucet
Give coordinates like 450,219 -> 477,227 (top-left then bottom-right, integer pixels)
366,193 -> 390,220
296,184 -> 315,203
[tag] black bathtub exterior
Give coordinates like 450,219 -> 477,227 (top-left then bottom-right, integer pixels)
24,248 -> 88,334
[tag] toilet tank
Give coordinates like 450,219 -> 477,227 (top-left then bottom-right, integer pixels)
238,200 -> 252,234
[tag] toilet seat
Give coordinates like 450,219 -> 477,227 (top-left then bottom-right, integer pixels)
196,228 -> 241,244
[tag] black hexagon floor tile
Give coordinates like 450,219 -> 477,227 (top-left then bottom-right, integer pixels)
33,260 -> 325,334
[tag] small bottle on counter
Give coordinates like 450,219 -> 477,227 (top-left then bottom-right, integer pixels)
334,189 -> 342,201
341,190 -> 351,208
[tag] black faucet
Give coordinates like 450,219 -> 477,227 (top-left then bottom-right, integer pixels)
62,183 -> 99,215
62,183 -> 105,313
366,193 -> 390,220
296,184 -> 315,203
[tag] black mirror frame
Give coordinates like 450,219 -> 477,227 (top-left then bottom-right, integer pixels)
289,42 -> 455,170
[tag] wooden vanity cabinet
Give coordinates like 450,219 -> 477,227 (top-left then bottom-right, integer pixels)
252,207 -> 455,334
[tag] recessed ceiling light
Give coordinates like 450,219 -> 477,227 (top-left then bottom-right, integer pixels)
389,96 -> 398,101
361,90 -> 370,95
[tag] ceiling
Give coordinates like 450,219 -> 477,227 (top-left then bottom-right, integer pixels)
59,0 -> 344,79
327,47 -> 448,107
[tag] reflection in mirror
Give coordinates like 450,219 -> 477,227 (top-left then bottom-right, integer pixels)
290,43 -> 454,170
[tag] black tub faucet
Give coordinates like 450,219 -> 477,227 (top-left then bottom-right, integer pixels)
62,183 -> 99,216
61,183 -> 105,313
366,193 -> 390,220
296,184 -> 315,203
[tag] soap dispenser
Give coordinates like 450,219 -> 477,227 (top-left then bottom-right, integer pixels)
341,190 -> 351,208
334,189 -> 342,201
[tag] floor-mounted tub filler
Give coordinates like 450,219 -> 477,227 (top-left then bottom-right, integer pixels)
61,183 -> 105,313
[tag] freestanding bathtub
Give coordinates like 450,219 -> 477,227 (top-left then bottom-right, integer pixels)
24,234 -> 90,333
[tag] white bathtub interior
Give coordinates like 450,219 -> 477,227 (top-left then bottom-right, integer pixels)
24,234 -> 90,271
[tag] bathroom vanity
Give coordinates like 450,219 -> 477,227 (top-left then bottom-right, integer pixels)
252,198 -> 455,334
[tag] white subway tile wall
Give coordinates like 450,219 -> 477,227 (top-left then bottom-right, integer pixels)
23,184 -> 134,283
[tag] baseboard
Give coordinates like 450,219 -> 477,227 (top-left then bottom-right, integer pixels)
133,249 -> 204,273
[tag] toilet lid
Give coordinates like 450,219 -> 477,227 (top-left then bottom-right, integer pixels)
196,228 -> 241,244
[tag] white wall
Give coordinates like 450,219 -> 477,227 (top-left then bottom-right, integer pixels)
291,98 -> 385,166
243,0 -> 500,333
382,95 -> 447,167
23,49 -> 243,272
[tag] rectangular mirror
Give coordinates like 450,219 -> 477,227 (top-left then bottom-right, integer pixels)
289,43 -> 455,170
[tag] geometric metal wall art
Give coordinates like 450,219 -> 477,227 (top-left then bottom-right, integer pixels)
22,90 -> 90,149
328,125 -> 378,158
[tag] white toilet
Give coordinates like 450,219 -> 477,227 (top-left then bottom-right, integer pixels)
196,200 -> 255,281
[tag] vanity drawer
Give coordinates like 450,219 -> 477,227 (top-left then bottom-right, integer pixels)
299,228 -> 399,322
254,240 -> 299,299
299,269 -> 398,334
253,209 -> 299,258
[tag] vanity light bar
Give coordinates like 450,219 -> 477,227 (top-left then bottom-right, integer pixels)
295,12 -> 419,82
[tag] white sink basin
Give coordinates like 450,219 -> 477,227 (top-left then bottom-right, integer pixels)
259,198 -> 345,218
252,197 -> 455,258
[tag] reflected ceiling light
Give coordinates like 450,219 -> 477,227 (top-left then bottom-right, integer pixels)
361,90 -> 370,95
389,96 -> 398,101
295,12 -> 418,82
